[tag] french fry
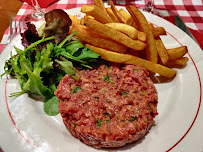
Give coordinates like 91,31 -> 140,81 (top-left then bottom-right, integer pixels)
106,8 -> 119,22
80,16 -> 95,25
110,1 -> 126,23
167,46 -> 188,59
81,4 -> 113,23
86,44 -> 177,78
69,15 -> 80,25
69,24 -> 127,53
105,23 -> 138,39
118,6 -> 138,29
85,17 -> 146,51
126,5 -> 158,63
93,0 -> 107,13
155,38 -> 169,65
167,57 -> 189,66
126,17 -> 138,29
80,17 -> 85,25
138,31 -> 147,42
149,23 -> 155,29
119,8 -> 131,21
152,27 -> 167,37
151,23 -> 169,64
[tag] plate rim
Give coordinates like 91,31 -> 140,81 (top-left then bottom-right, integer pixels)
1,6 -> 203,152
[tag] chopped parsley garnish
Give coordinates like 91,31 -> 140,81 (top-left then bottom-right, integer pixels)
131,117 -> 137,121
96,119 -> 102,126
121,91 -> 128,95
103,73 -> 114,83
108,79 -> 114,83
71,86 -> 81,93
94,96 -> 99,99
141,91 -> 146,95
104,73 -> 109,81
105,120 -> 110,123
104,112 -> 111,118
127,117 -> 137,122
134,68 -> 140,72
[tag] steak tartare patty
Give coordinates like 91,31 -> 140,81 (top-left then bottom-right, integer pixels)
55,64 -> 158,148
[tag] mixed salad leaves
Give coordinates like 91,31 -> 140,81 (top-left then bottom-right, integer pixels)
1,9 -> 101,116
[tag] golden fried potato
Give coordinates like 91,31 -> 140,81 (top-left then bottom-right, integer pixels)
86,44 -> 177,78
110,1 -> 126,23
119,8 -> 131,21
81,4 -> 113,23
138,31 -> 147,42
126,5 -> 158,63
69,25 -> 127,53
105,23 -> 138,39
167,46 -> 188,59
69,15 -> 80,25
85,17 -> 146,51
126,17 -> 138,29
149,23 -> 155,30
152,27 -> 167,37
93,0 -> 107,13
155,38 -> 169,65
80,17 -> 85,25
167,57 -> 189,66
106,8 -> 119,22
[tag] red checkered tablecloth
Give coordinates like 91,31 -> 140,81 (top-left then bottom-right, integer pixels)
0,0 -> 203,53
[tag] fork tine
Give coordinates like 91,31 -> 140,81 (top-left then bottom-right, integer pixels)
9,18 -> 13,38
22,18 -> 25,32
6,18 -> 13,45
11,18 -> 17,40
6,18 -> 25,45
18,19 -> 21,35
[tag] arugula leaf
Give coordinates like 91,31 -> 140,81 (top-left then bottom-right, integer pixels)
55,59 -> 80,81
55,59 -> 76,76
9,52 -> 26,86
57,31 -> 77,48
54,48 -> 87,64
54,41 -> 100,67
41,57 -> 53,73
25,35 -> 54,51
65,41 -> 84,55
76,47 -> 100,60
21,60 -> 51,97
20,55 -> 33,75
14,46 -> 23,55
43,96 -> 59,116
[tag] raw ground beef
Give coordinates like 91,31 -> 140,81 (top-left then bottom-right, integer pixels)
55,64 -> 158,148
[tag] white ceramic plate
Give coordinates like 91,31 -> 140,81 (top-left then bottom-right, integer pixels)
0,7 -> 203,152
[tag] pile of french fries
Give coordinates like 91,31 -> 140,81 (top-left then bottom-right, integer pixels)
68,0 -> 189,78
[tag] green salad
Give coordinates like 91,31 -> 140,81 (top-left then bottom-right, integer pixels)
1,31 -> 100,116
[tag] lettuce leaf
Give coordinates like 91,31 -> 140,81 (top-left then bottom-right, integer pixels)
44,96 -> 59,116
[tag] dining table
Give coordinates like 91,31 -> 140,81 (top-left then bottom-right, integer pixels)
0,0 -> 203,152
0,0 -> 203,53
